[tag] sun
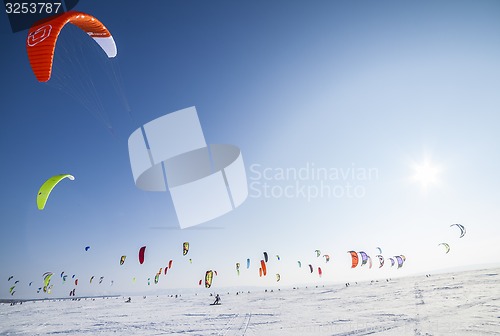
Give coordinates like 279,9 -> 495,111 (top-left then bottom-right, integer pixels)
411,159 -> 442,189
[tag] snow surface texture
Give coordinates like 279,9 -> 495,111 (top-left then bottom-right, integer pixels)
1,267 -> 499,335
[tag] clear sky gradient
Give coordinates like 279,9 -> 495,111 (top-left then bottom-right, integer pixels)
1,0 -> 500,299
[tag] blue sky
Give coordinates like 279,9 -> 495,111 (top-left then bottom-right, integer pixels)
1,0 -> 500,299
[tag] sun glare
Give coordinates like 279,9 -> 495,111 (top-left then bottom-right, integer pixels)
411,159 -> 442,189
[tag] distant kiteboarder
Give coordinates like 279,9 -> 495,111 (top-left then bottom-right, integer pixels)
125,297 -> 131,303
212,294 -> 221,305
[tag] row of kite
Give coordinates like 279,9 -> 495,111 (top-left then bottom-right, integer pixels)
5,242 -> 189,296
6,243 -> 413,297
348,251 -> 406,269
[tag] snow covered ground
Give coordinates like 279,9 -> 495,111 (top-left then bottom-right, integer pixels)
1,267 -> 499,335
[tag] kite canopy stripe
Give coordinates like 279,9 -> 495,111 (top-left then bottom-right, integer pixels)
26,11 -> 116,82
37,174 -> 74,210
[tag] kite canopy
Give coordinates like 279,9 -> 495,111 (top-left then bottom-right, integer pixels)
26,11 -> 117,82
360,251 -> 369,266
348,251 -> 359,268
439,243 -> 450,254
395,255 -> 405,268
37,174 -> 74,210
205,270 -> 213,288
260,260 -> 267,276
43,272 -> 53,292
376,255 -> 385,268
138,246 -> 146,264
450,224 -> 466,238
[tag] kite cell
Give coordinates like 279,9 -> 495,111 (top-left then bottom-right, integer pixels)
26,11 -> 117,82
183,242 -> 189,256
450,224 -> 466,238
37,174 -> 74,210
128,106 -> 248,228
263,252 -> 268,263
120,255 -> 126,265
